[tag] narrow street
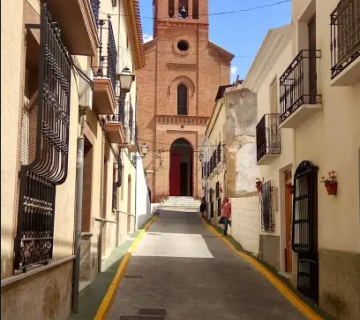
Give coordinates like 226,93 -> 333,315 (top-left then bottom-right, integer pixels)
107,210 -> 307,320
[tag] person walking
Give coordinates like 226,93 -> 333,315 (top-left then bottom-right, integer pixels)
200,197 -> 207,218
220,197 -> 231,237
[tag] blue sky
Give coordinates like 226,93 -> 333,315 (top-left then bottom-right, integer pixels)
139,0 -> 291,82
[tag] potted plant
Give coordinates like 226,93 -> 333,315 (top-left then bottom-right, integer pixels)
287,184 -> 294,195
321,171 -> 337,195
256,178 -> 263,192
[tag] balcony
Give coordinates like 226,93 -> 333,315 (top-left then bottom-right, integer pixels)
330,0 -> 360,86
256,114 -> 281,165
92,19 -> 117,115
103,114 -> 125,144
45,0 -> 99,56
119,104 -> 137,152
279,50 -> 322,129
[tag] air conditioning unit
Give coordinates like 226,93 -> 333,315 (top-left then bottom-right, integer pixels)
79,68 -> 93,112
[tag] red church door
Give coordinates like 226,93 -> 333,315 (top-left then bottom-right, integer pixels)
169,153 -> 181,196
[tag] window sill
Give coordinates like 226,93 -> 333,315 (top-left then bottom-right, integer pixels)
1,255 -> 75,288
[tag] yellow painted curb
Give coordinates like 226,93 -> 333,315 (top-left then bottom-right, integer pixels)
93,215 -> 158,320
202,218 -> 325,320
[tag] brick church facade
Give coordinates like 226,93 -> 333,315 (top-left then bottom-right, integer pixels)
137,0 -> 233,201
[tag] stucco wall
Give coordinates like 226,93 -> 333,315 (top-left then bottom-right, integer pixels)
230,196 -> 260,256
136,156 -> 152,229
1,261 -> 73,320
1,0 -> 24,279
291,1 -> 360,318
225,88 -> 258,197
253,35 -> 295,273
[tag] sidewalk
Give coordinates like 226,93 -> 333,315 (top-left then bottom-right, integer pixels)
68,228 -> 145,320
106,210 -> 320,320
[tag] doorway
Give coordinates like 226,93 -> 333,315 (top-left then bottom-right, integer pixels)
169,138 -> 193,196
292,161 -> 319,303
284,170 -> 292,273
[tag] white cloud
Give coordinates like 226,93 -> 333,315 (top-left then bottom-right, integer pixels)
231,66 -> 238,75
143,33 -> 153,43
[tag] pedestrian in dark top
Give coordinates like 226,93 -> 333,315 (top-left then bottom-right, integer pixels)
200,197 -> 206,217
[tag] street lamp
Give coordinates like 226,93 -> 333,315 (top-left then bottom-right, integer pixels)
199,151 -> 204,163
119,67 -> 135,93
141,143 -> 148,157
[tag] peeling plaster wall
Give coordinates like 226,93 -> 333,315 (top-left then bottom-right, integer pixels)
225,88 -> 258,198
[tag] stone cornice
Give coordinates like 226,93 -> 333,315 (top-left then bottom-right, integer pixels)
157,20 -> 209,29
156,115 -> 209,126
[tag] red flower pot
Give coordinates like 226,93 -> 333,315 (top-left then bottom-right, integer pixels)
287,185 -> 294,194
256,184 -> 262,192
325,182 -> 337,195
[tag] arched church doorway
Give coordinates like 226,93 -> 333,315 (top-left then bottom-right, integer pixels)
169,138 -> 193,196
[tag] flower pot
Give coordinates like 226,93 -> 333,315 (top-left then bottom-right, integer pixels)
256,184 -> 262,192
325,182 -> 337,195
287,185 -> 294,195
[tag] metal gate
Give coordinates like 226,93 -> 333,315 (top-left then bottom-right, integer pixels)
292,161 -> 319,303
14,4 -> 72,271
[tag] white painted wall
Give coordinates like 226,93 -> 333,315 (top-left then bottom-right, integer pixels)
136,155 -> 152,229
230,196 -> 260,256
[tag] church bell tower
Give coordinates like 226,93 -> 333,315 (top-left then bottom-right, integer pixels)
153,0 -> 209,37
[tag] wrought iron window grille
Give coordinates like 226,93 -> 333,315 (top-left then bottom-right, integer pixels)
260,181 -> 274,232
93,19 -> 118,92
112,183 -> 117,210
279,50 -> 322,124
16,5 -> 72,272
330,0 -> 360,79
256,113 -> 281,162
292,161 -> 319,303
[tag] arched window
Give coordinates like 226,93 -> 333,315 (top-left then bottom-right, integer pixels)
177,84 -> 188,115
193,0 -> 199,19
168,0 -> 175,17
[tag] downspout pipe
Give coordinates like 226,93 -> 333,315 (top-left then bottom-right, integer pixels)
72,110 -> 86,313
98,122 -> 106,272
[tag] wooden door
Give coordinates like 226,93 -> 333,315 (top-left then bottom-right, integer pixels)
169,153 -> 181,196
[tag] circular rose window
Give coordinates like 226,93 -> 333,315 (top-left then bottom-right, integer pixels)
177,40 -> 190,52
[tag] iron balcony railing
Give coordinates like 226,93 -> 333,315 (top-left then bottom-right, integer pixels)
103,114 -> 124,125
217,143 -> 222,165
330,0 -> 360,79
89,0 -> 100,27
256,113 -> 281,162
93,19 -> 117,92
279,50 -> 322,124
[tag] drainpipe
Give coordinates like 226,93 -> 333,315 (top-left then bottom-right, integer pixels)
98,124 -> 106,272
72,111 -> 86,313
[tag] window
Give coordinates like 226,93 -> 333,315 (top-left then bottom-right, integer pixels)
169,0 -> 175,17
260,181 -> 273,232
177,84 -> 188,115
193,0 -> 199,19
177,39 -> 189,51
178,0 -> 188,18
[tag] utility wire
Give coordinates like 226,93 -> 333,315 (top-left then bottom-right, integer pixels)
99,0 -> 290,20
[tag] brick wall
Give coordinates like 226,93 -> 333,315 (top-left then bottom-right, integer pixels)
137,9 -> 232,200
